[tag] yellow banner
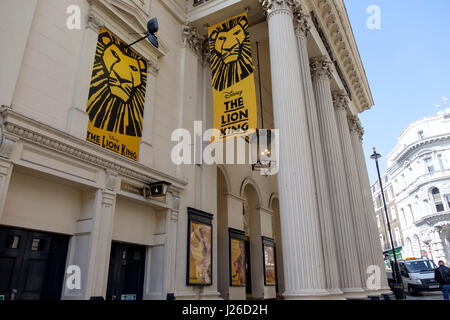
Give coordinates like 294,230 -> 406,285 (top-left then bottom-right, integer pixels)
86,27 -> 147,161
208,12 -> 257,140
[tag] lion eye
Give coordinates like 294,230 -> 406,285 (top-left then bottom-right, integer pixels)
130,65 -> 138,71
219,36 -> 226,41
233,30 -> 241,36
111,50 -> 119,59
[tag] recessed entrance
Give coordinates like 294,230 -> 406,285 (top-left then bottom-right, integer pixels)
106,241 -> 146,301
0,226 -> 69,300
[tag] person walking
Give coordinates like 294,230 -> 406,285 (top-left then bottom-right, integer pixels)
435,260 -> 450,300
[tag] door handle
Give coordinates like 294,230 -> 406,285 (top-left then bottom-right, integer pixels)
11,289 -> 18,300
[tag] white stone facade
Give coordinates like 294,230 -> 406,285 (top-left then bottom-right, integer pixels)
385,111 -> 450,264
0,0 -> 389,300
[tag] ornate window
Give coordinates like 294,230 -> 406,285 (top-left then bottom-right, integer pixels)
425,158 -> 435,173
431,187 -> 444,212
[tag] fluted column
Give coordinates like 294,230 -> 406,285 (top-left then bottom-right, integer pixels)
261,0 -> 329,299
333,93 -> 376,296
349,118 -> 392,294
310,57 -> 366,299
294,9 -> 343,299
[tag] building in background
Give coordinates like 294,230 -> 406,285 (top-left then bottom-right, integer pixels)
371,174 -> 404,262
372,111 -> 450,265
0,0 -> 390,300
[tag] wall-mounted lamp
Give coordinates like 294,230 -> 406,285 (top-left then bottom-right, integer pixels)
144,181 -> 171,198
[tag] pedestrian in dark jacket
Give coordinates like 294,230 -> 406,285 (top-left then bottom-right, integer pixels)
435,260 -> 450,300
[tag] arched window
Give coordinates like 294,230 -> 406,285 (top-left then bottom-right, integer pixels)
432,188 -> 444,212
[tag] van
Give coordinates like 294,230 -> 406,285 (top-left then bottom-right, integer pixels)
397,259 -> 441,295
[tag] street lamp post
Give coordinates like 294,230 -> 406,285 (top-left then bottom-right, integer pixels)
370,147 -> 406,300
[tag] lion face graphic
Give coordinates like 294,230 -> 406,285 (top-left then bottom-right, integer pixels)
86,28 -> 147,137
102,43 -> 146,102
209,15 -> 253,91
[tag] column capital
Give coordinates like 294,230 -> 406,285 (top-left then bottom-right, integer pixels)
332,91 -> 349,113
310,57 -> 333,81
293,5 -> 310,39
349,116 -> 365,140
182,23 -> 204,54
87,10 -> 105,32
202,39 -> 211,66
260,0 -> 300,18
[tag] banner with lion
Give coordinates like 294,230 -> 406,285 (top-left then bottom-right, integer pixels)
86,27 -> 147,161
208,12 -> 258,141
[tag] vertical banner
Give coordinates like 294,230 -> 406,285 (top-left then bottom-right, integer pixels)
208,12 -> 257,140
86,27 -> 147,161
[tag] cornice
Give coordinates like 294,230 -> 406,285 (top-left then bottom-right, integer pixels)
306,0 -> 374,112
1,109 -> 187,194
391,134 -> 450,164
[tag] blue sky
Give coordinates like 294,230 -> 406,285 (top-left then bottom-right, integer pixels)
344,0 -> 450,183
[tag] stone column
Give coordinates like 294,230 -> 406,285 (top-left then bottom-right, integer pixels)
260,0 -> 328,299
62,171 -> 119,300
349,117 -> 391,294
333,93 -> 376,296
310,56 -> 366,299
293,9 -> 343,299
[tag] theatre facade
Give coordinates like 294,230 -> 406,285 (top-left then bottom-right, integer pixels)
0,0 -> 391,300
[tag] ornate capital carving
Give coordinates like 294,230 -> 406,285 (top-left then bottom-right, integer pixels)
260,0 -> 300,18
182,23 -> 204,54
293,4 -> 310,39
349,116 -> 364,140
310,56 -> 333,81
87,10 -> 104,32
202,39 -> 211,66
148,59 -> 160,75
332,91 -> 349,113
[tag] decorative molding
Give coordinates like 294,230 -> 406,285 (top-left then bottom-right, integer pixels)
260,0 -> 300,18
87,9 -> 105,31
310,56 -> 333,81
307,0 -> 374,112
332,91 -> 349,113
1,110 -> 186,194
349,116 -> 364,140
201,38 -> 211,66
105,170 -> 119,191
293,4 -> 310,39
182,23 -> 204,53
148,59 -> 160,75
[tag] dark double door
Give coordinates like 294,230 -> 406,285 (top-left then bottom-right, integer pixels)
0,226 -> 69,300
106,241 -> 146,301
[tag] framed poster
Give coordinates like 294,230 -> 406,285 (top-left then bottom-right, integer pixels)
262,237 -> 276,286
229,229 -> 246,286
186,208 -> 213,286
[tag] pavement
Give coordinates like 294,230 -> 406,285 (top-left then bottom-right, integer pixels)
404,291 -> 446,300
